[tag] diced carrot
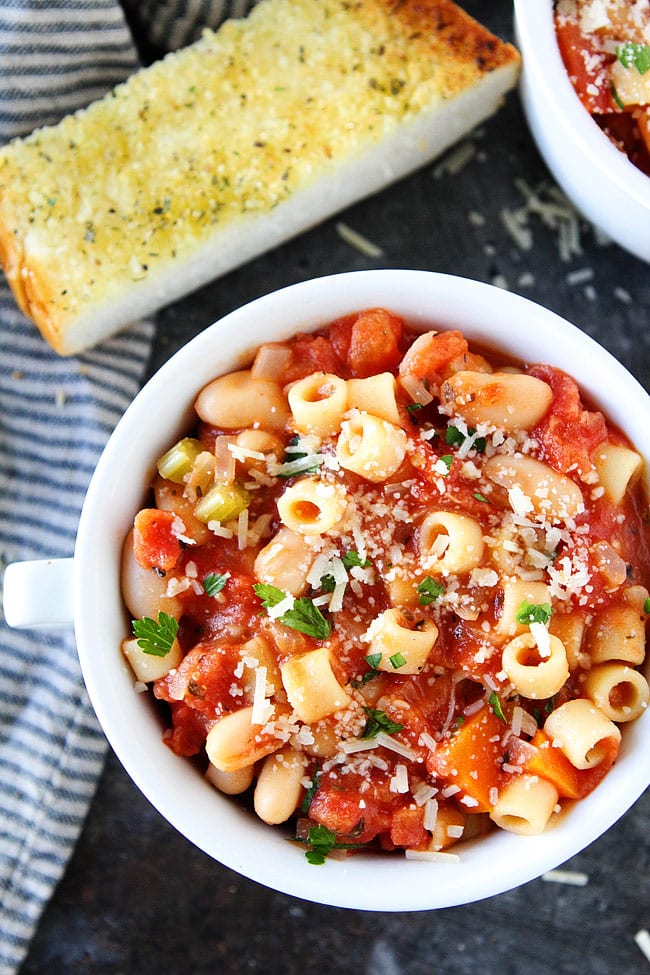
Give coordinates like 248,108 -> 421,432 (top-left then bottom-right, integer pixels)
133,507 -> 182,571
524,730 -> 582,799
524,729 -> 620,800
426,705 -> 505,813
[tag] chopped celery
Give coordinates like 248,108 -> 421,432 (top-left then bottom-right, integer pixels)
194,481 -> 250,524
157,438 -> 203,483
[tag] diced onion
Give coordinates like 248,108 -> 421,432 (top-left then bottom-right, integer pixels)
251,343 -> 292,380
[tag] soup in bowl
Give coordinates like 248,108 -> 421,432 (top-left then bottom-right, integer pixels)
6,270 -> 650,910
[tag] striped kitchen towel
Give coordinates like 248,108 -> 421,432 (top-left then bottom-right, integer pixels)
0,3 -> 255,973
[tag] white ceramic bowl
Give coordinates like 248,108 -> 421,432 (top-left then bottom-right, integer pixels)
7,270 -> 650,910
514,0 -> 650,263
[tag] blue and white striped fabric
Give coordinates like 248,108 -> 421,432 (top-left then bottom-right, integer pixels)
0,3 -> 254,972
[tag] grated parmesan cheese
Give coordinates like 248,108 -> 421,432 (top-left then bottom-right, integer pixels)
542,869 -> 589,887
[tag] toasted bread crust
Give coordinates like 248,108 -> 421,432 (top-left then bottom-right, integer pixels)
0,0 -> 519,354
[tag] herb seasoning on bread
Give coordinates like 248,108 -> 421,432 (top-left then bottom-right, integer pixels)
0,0 -> 519,355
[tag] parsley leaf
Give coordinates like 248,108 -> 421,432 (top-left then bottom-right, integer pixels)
276,435 -> 322,477
515,600 -> 553,626
342,550 -> 372,570
644,597 -> 650,615
132,611 -> 179,657
389,651 -> 407,669
203,572 -> 228,596
283,599 -> 331,639
446,425 -> 486,453
319,551 -> 371,595
489,691 -> 507,722
617,41 -> 650,75
352,652 -> 382,688
361,706 -> 404,739
319,574 -> 337,593
254,582 -> 287,609
305,824 -> 336,864
445,425 -> 465,447
417,576 -> 445,605
253,583 -> 331,639
303,824 -> 365,864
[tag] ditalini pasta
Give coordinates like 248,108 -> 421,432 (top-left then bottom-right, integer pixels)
121,308 -> 650,861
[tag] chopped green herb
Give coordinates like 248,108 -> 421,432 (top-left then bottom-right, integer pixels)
352,652 -> 382,688
417,576 -> 445,605
305,824 -> 336,864
277,435 -> 323,477
319,574 -> 337,593
439,454 -> 453,473
253,583 -> 331,639
644,597 -> 650,615
253,582 -> 287,609
342,550 -> 372,570
445,425 -> 465,447
203,572 -> 228,596
515,600 -> 553,626
473,492 -> 489,503
389,652 -> 407,669
446,425 -> 486,453
319,550 -> 371,594
616,41 -> 650,75
132,611 -> 178,657
407,402 -> 423,420
361,706 -> 404,739
489,691 -> 507,723
473,435 -> 486,453
302,823 -> 364,864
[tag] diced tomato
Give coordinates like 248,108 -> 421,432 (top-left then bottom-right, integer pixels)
401,329 -> 469,383
345,308 -> 404,378
133,508 -> 182,572
555,18 -> 615,114
281,334 -> 344,383
308,770 -> 395,843
390,805 -> 428,849
162,701 -> 211,756
529,364 -> 607,476
154,639 -> 245,719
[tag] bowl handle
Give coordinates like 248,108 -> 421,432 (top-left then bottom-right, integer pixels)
2,558 -> 74,629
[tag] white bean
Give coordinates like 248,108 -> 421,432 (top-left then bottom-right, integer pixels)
253,746 -> 306,824
195,369 -> 290,432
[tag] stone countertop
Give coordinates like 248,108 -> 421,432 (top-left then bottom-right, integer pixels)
19,3 -> 650,973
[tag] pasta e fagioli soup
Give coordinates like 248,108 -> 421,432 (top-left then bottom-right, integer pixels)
121,306 -> 650,864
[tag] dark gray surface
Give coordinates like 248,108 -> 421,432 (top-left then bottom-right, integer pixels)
20,4 -> 650,973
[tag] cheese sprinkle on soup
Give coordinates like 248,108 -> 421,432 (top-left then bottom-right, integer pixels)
121,308 -> 650,861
